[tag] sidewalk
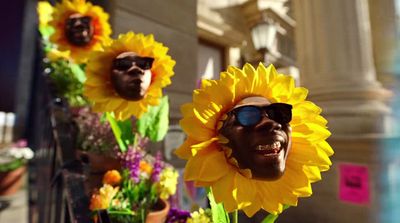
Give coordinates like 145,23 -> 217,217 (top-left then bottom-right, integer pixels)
0,189 -> 28,223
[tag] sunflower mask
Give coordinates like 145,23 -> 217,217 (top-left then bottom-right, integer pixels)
84,32 -> 176,120
175,63 -> 333,216
49,0 -> 111,63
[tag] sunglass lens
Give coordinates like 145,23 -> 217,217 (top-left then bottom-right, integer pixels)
236,106 -> 261,126
267,104 -> 292,124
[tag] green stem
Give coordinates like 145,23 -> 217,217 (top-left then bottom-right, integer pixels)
133,132 -> 139,148
107,210 -> 134,215
261,213 -> 279,223
233,210 -> 238,223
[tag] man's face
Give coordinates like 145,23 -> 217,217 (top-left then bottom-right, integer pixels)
65,13 -> 94,46
110,52 -> 154,101
219,96 -> 292,180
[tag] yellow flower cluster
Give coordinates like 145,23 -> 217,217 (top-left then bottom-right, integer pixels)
156,167 -> 179,200
187,208 -> 212,223
37,1 -> 53,29
89,184 -> 119,211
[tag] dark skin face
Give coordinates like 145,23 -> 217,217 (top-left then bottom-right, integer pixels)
65,13 -> 94,46
219,96 -> 292,180
110,52 -> 154,101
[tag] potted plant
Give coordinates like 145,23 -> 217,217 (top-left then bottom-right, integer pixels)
0,140 -> 34,196
73,107 -> 121,173
89,148 -> 179,223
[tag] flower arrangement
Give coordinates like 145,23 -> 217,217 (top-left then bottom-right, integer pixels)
37,1 -> 189,223
0,140 -> 34,172
89,149 -> 179,223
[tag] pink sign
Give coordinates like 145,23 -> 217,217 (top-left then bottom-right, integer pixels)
339,163 -> 370,204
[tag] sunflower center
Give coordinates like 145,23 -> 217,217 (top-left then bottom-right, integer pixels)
65,13 -> 94,46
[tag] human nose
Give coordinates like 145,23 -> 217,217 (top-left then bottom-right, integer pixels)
73,19 -> 83,27
255,115 -> 282,131
127,67 -> 144,76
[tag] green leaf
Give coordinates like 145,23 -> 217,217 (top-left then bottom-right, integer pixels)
261,205 -> 290,223
208,188 -> 230,223
0,159 -> 25,172
39,25 -> 55,38
70,63 -> 86,83
261,213 -> 279,223
136,96 -> 169,142
106,113 -> 134,152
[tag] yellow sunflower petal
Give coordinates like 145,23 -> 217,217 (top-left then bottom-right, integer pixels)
175,138 -> 199,159
212,170 -> 237,212
179,117 -> 215,141
190,137 -> 219,156
242,198 -> 262,217
184,146 -> 231,182
233,172 -> 257,209
303,166 -> 322,183
256,182 -> 284,214
288,87 -> 308,104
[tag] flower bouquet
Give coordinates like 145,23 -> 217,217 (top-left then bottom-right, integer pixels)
89,149 -> 179,223
0,140 -> 34,195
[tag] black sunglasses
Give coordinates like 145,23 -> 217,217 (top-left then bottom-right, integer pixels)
113,56 -> 154,71
67,16 -> 92,26
229,103 -> 292,127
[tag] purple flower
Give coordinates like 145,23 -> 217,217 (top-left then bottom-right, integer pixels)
166,208 -> 191,223
15,139 -> 28,148
74,108 -> 118,154
150,151 -> 163,182
120,147 -> 142,183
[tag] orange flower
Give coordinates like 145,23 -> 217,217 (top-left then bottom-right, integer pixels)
89,184 -> 119,211
140,161 -> 153,175
89,194 -> 106,210
102,170 -> 122,186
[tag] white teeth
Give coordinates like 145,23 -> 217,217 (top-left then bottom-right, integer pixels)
272,141 -> 281,149
256,142 -> 282,151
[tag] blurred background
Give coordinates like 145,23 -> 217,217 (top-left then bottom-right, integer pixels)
1,0 -> 400,222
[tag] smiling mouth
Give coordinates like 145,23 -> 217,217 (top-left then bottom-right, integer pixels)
127,79 -> 142,86
255,141 -> 283,156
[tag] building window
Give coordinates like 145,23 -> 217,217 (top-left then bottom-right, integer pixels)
197,39 -> 225,85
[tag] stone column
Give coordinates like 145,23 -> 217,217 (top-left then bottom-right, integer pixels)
278,1 -> 393,223
293,0 -> 391,136
369,0 -> 399,89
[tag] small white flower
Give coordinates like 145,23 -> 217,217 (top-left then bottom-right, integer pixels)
21,148 -> 34,159
6,147 -> 34,160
